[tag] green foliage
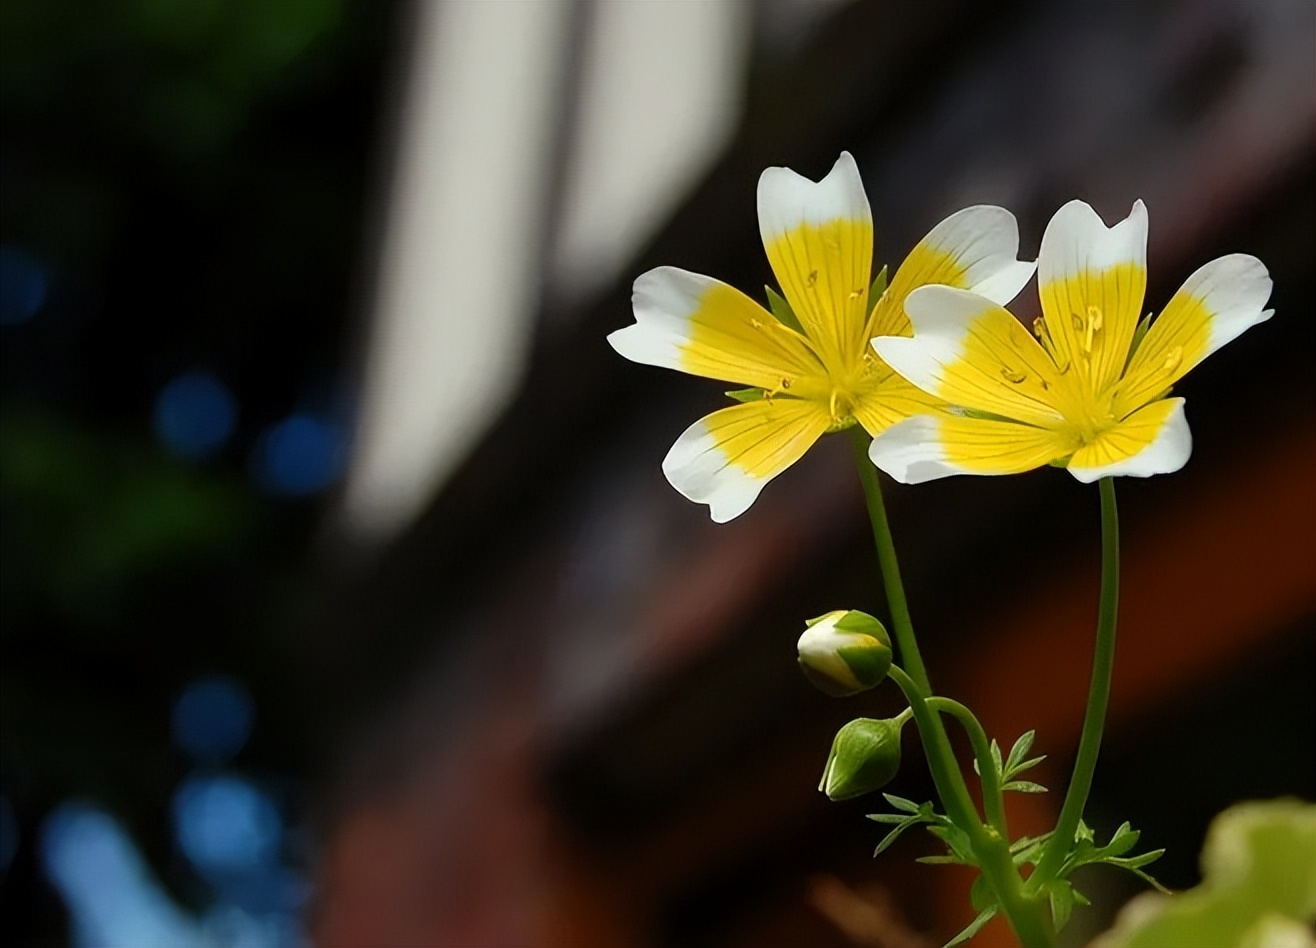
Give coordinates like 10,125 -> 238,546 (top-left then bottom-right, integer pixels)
1093,799 -> 1316,948
1122,312 -> 1156,374
0,410 -> 251,618
725,388 -> 766,403
974,729 -> 1049,794
764,285 -> 804,334
873,727 -> 1171,940
866,264 -> 889,315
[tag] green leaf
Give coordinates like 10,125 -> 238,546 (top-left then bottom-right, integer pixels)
874,820 -> 920,856
969,875 -> 996,913
1010,832 -> 1051,855
725,388 -> 765,403
882,793 -> 922,815
1010,756 -> 1047,776
1049,879 -> 1078,930
927,822 -> 977,866
944,907 -> 996,948
915,854 -> 968,865
975,740 -> 1004,778
866,265 -> 889,315
1005,730 -> 1036,770
1002,780 -> 1049,794
1001,731 -> 1046,782
1091,800 -> 1316,947
765,285 -> 804,333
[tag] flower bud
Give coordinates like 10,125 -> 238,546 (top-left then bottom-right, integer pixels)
797,610 -> 893,697
819,717 -> 903,801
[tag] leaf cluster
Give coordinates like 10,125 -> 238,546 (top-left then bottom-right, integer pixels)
868,730 -> 1170,944
973,729 -> 1048,795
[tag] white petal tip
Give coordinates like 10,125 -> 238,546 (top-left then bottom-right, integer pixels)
1067,399 -> 1192,482
757,151 -> 870,244
867,416 -> 964,484
661,420 -> 767,522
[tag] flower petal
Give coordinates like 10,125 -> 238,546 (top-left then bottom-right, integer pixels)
851,372 -> 945,438
662,398 -> 831,521
1037,200 -> 1148,398
609,266 -> 824,391
1115,254 -> 1273,415
1067,397 -> 1190,482
758,152 -> 873,368
874,285 -> 1068,426
869,205 -> 1035,339
869,413 -> 1071,484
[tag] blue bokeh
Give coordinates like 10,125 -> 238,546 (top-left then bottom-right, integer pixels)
154,372 -> 238,460
0,245 -> 49,326
172,677 -> 254,764
252,413 -> 346,495
172,775 -> 281,879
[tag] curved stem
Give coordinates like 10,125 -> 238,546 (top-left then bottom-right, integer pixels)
849,428 -> 929,690
851,430 -> 1054,947
1033,477 -> 1120,884
886,668 -> 1051,948
928,696 -> 1009,839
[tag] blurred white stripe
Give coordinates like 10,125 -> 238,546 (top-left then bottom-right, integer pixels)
341,0 -> 757,544
549,0 -> 750,305
341,1 -> 574,542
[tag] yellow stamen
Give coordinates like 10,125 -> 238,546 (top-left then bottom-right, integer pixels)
1084,304 -> 1103,352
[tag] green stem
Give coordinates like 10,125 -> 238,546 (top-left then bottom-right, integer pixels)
1033,477 -> 1120,884
928,696 -> 1009,840
849,428 -> 928,690
886,667 -> 1051,948
851,430 -> 1054,947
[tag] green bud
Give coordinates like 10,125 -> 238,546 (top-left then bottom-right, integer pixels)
797,610 -> 893,697
819,717 -> 904,801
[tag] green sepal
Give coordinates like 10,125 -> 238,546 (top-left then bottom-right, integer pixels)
956,406 -> 1024,425
835,643 -> 892,688
819,718 -> 902,801
725,388 -> 766,403
866,264 -> 889,315
1122,311 -> 1156,372
832,609 -> 892,647
765,285 -> 804,333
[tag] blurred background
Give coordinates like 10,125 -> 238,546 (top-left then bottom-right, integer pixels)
1,1 -> 1312,946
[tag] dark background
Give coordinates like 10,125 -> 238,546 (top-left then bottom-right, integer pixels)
2,1 -> 1313,946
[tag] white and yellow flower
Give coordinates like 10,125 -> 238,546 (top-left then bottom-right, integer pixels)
608,152 -> 1035,520
869,200 -> 1273,484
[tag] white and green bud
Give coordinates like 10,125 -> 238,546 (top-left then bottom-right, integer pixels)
797,609 -> 893,697
819,717 -> 904,801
